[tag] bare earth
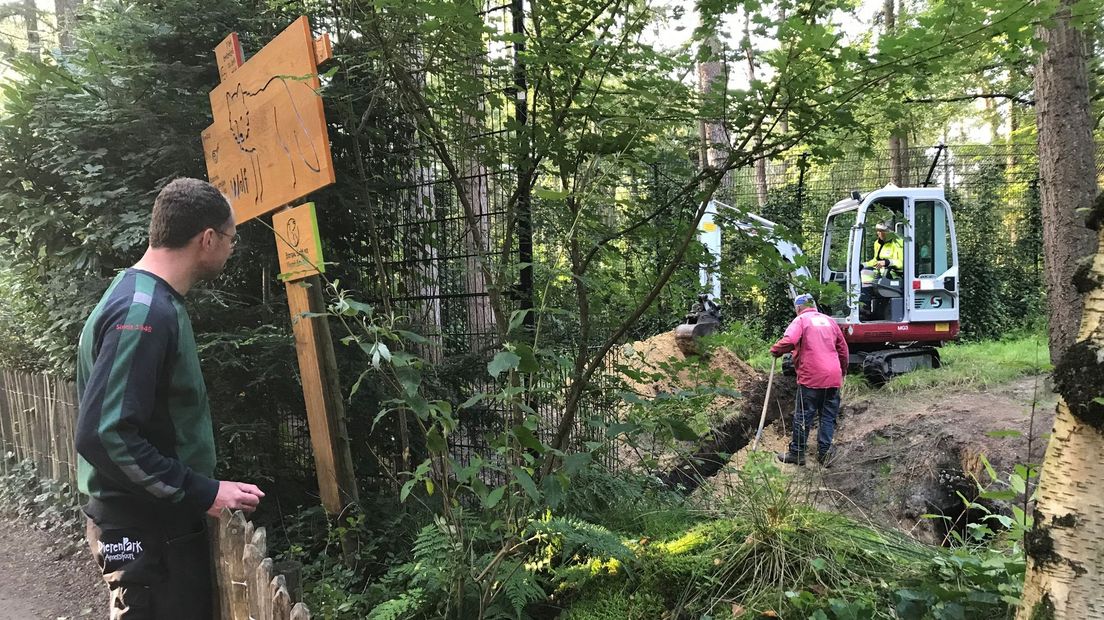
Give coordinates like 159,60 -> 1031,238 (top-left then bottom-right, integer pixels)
708,374 -> 1058,543
0,517 -> 106,619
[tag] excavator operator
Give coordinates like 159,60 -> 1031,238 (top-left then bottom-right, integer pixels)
865,220 -> 903,277
859,221 -> 904,320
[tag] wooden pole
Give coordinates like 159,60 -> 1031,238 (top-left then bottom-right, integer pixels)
285,275 -> 359,514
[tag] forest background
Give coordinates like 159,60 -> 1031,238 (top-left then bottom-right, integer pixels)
1,0 -> 1103,618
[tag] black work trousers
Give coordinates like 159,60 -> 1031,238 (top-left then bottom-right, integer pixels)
84,498 -> 213,620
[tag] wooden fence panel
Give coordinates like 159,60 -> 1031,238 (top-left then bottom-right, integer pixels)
213,509 -> 310,620
0,371 -> 79,489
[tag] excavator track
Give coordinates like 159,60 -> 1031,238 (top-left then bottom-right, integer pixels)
861,347 -> 941,385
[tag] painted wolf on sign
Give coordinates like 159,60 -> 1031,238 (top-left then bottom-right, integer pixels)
224,75 -> 323,206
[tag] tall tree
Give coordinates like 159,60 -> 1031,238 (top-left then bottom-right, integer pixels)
885,0 -> 910,185
742,12 -> 768,207
1035,0 -> 1099,364
22,0 -> 38,57
55,0 -> 83,51
1017,197 -> 1104,619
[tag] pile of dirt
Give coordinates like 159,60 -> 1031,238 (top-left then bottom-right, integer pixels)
709,375 -> 1057,545
625,331 -> 761,387
619,331 -> 796,493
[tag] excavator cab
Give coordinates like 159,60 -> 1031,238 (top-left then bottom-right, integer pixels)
820,186 -> 960,381
679,188 -> 960,382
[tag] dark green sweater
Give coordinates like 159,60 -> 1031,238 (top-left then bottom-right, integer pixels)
76,269 -> 218,516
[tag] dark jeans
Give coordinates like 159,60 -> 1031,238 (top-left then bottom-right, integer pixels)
85,499 -> 213,620
789,385 -> 841,457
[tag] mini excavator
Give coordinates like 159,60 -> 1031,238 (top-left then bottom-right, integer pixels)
675,185 -> 961,383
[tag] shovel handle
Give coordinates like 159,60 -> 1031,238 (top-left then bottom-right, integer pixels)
750,356 -> 777,452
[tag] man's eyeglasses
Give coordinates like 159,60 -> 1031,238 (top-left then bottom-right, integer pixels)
213,229 -> 240,247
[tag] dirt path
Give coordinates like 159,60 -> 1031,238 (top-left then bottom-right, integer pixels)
0,517 -> 106,619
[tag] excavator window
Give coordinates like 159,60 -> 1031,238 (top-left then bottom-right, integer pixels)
914,200 -> 952,276
824,211 -> 855,274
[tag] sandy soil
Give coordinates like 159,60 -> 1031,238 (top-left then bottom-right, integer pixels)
703,374 -> 1058,543
0,516 -> 106,619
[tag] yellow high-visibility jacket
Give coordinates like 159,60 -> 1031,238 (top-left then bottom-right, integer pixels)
865,236 -> 904,275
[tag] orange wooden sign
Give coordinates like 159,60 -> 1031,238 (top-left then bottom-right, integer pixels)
214,32 -> 244,82
201,17 -> 336,224
272,202 -> 324,280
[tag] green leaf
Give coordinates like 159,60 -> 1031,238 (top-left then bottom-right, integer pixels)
512,466 -> 540,502
979,489 -> 1017,501
513,424 -> 545,453
666,417 -> 700,441
394,330 -> 430,345
607,422 -> 641,438
541,474 -> 565,509
484,485 -> 506,509
488,351 -> 521,378
407,395 -> 432,420
513,343 -> 539,373
508,309 -> 532,333
562,452 -> 592,475
460,392 -> 487,409
426,428 -> 447,454
399,479 -> 416,502
979,454 -> 998,483
395,365 -> 421,396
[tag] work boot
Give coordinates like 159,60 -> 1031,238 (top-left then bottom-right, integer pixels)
817,450 -> 836,468
776,452 -> 805,466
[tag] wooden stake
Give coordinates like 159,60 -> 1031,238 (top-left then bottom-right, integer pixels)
285,274 -> 359,514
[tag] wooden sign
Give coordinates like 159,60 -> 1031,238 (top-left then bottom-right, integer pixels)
201,16 -> 336,224
273,203 -> 324,280
214,32 -> 244,81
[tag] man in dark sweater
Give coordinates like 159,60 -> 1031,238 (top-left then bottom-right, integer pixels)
76,178 -> 264,619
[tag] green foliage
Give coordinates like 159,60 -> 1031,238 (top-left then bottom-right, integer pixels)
0,456 -> 84,542
553,453 -> 1029,620
862,330 -> 1050,396
0,1 -> 1086,618
559,469 -> 698,538
560,588 -> 666,620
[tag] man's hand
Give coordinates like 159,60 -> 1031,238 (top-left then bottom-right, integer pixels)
207,481 -> 265,517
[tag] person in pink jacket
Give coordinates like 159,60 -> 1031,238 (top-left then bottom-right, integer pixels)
770,294 -> 849,467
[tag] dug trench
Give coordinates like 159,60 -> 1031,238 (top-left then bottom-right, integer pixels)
622,332 -> 1056,545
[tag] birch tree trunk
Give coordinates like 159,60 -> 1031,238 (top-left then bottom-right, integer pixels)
460,44 -> 496,353
1017,198 -> 1104,618
1034,0 -> 1099,364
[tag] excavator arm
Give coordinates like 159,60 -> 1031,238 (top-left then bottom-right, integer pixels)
676,200 -> 810,355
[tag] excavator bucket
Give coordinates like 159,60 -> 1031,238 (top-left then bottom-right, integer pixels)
675,294 -> 723,355
674,321 -> 720,356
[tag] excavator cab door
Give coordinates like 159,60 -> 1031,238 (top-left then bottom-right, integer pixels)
907,196 -> 959,324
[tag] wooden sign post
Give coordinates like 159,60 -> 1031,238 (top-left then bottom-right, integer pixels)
202,18 -> 357,516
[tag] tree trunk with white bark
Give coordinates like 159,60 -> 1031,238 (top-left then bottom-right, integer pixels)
1017,195 -> 1104,618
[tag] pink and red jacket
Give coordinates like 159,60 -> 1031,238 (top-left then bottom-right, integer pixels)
770,307 -> 849,388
